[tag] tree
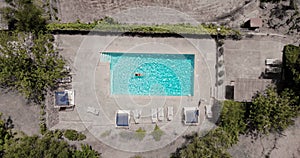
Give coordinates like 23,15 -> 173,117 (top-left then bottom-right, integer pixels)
248,87 -> 299,134
73,144 -> 101,158
63,129 -> 86,141
219,100 -> 246,145
4,135 -> 72,158
0,32 -> 66,103
171,130 -> 231,158
1,0 -> 47,33
0,113 -> 13,157
289,0 -> 297,10
283,44 -> 300,95
4,133 -> 100,158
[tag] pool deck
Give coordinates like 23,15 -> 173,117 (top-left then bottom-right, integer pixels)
51,35 -> 218,153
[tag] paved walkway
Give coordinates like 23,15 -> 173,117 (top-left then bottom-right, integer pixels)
52,35 -> 218,154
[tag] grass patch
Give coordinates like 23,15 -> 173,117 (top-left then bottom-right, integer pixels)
151,125 -> 164,141
134,128 -> 146,141
119,128 -> 147,141
119,131 -> 135,140
100,130 -> 112,138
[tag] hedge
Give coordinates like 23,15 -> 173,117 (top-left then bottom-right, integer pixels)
46,17 -> 240,36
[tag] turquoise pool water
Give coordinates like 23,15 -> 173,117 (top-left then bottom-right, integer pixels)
102,52 -> 194,96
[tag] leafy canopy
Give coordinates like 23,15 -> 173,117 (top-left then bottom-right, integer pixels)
4,134 -> 100,158
0,113 -> 13,157
0,32 -> 66,103
248,87 -> 299,134
2,0 -> 47,33
283,44 -> 300,94
219,100 -> 246,145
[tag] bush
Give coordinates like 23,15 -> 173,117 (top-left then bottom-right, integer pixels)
46,17 -> 240,37
77,133 -> 86,140
217,79 -> 224,85
171,130 -> 231,158
39,122 -> 47,135
40,109 -> 46,116
0,32 -> 66,103
248,88 -> 299,134
135,128 -> 146,141
218,70 -> 225,77
63,129 -> 86,141
218,60 -> 224,67
2,0 -> 47,33
151,125 -> 164,141
217,40 -> 225,46
53,129 -> 63,139
219,101 -> 246,145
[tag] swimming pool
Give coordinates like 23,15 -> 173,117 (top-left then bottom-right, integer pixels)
101,52 -> 194,96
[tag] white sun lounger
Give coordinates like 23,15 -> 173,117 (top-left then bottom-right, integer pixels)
151,108 -> 157,123
158,107 -> 164,121
167,107 -> 173,121
133,109 -> 142,124
87,107 -> 99,116
204,104 -> 213,118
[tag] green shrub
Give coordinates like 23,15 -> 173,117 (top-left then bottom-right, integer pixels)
46,17 -> 240,37
39,122 -> 47,135
134,128 -> 146,141
151,125 -> 164,141
248,88 -> 299,134
77,133 -> 87,141
171,130 -> 231,158
219,101 -> 246,145
63,129 -> 86,141
53,129 -> 63,139
40,109 -> 46,116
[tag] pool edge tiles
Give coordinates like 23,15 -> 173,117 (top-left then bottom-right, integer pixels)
101,52 -> 195,96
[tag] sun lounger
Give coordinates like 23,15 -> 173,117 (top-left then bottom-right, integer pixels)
167,107 -> 173,121
204,104 -> 213,118
158,107 -> 164,121
58,76 -> 72,83
151,108 -> 157,123
87,107 -> 99,116
133,109 -> 142,124
265,66 -> 281,74
265,59 -> 281,66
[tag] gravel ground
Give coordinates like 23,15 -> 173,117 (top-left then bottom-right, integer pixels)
45,91 -> 59,129
55,0 -> 248,23
0,89 -> 40,136
229,117 -> 300,158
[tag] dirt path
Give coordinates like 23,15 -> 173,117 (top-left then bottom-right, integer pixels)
0,89 -> 40,136
229,117 -> 300,158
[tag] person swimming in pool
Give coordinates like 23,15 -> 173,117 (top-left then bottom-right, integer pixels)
135,73 -> 142,77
